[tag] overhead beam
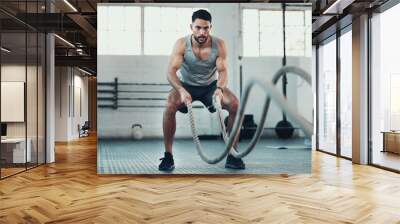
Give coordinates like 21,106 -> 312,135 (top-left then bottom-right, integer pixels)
322,0 -> 356,14
52,0 -> 78,13
312,15 -> 335,33
67,13 -> 97,39
55,55 -> 96,69
52,0 -> 97,44
312,14 -> 353,44
13,13 -> 82,32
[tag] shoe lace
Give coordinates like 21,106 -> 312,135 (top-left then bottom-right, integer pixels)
160,156 -> 172,161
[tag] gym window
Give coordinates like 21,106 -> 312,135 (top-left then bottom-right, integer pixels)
97,5 -> 141,55
242,9 -> 311,57
98,6 -> 206,56
144,7 -> 203,55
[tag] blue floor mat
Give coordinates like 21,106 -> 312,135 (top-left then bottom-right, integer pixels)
97,138 -> 311,174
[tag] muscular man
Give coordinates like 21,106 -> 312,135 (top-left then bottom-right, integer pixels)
159,9 -> 245,171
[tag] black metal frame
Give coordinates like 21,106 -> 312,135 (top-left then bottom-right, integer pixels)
336,26 -> 341,157
315,44 -> 319,151
97,79 -> 205,110
0,0 -> 47,180
367,10 -> 373,166
25,4 -> 28,171
0,16 -> 2,179
44,0 -> 47,165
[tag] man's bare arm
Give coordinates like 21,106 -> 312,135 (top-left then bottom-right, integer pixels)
216,39 -> 228,89
167,38 -> 185,91
167,38 -> 192,104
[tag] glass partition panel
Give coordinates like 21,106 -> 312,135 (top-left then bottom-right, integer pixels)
317,37 -> 337,154
27,30 -> 38,169
38,32 -> 45,165
1,30 -> 28,177
339,29 -> 352,158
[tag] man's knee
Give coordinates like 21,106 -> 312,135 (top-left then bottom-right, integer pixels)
165,102 -> 178,115
165,91 -> 182,114
228,99 -> 239,114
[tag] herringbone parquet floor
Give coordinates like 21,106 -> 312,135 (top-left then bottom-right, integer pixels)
1,135 -> 400,223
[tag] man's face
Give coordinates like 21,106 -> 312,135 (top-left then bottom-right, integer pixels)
191,19 -> 211,45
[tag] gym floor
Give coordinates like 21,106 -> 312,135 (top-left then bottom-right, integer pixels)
98,138 -> 311,174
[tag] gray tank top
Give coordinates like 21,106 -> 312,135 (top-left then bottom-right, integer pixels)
178,35 -> 219,86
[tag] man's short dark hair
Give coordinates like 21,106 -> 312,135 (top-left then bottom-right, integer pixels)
192,9 -> 212,23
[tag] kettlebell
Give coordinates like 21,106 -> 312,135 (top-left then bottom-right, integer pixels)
132,124 -> 143,140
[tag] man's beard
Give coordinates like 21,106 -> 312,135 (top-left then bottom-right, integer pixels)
194,35 -> 208,44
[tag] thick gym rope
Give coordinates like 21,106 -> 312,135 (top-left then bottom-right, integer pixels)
187,66 -> 313,164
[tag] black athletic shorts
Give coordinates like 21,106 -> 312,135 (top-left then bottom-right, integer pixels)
177,80 -> 217,114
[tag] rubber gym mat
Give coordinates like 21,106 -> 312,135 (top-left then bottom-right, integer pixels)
97,138 -> 311,174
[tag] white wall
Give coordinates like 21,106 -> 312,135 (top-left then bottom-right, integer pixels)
72,73 -> 89,138
55,67 -> 89,141
98,3 -> 312,139
1,65 -> 26,139
1,65 -> 41,138
55,67 -> 68,141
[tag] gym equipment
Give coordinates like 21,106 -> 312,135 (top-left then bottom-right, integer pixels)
78,121 -> 90,138
132,124 -> 143,140
275,3 -> 295,139
241,115 -> 258,139
275,119 -> 294,139
187,66 -> 313,164
224,114 -> 257,140
97,78 -> 206,109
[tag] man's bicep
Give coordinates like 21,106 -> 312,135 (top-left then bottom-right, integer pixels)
216,56 -> 227,72
168,40 -> 184,73
168,56 -> 183,78
216,40 -> 228,72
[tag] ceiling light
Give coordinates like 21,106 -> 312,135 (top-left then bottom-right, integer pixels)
78,67 -> 92,76
322,0 -> 349,15
54,34 -> 75,48
76,48 -> 85,55
1,47 -> 11,53
63,0 -> 78,12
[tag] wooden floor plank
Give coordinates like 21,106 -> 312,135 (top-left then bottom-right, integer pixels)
0,135 -> 400,223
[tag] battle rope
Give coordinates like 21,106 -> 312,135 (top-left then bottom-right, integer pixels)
187,66 -> 313,164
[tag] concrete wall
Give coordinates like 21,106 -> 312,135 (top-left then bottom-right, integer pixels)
98,3 -> 312,139
55,67 -> 89,141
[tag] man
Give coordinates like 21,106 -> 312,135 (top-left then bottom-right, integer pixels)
159,9 -> 245,171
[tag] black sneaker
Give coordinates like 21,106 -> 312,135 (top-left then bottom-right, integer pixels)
158,152 -> 175,171
225,154 -> 245,169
